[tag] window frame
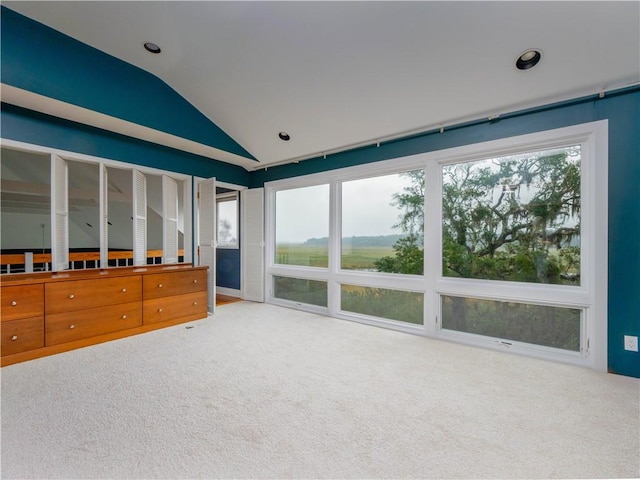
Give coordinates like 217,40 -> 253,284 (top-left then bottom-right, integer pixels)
266,157 -> 429,320
427,122 -> 606,370
265,120 -> 608,371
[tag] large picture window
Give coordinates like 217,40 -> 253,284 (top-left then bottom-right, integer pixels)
266,121 -> 607,370
442,146 -> 581,285
275,184 -> 329,268
341,171 -> 424,274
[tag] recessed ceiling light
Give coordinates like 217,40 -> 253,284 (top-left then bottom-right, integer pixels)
278,132 -> 291,141
143,42 -> 161,54
516,49 -> 542,70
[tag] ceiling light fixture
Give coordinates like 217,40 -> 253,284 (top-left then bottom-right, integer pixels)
516,49 -> 542,70
143,42 -> 161,54
278,132 -> 291,141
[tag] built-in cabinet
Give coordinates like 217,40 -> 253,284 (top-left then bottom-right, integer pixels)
1,265 -> 208,366
143,270 -> 207,325
1,283 -> 45,356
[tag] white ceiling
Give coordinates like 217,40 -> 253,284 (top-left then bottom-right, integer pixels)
5,1 -> 640,170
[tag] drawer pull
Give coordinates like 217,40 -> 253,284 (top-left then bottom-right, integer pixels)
69,324 -> 75,329
11,335 -> 18,341
158,284 -> 163,288
158,308 -> 163,313
121,315 -> 127,320
122,288 -> 127,293
193,279 -> 198,284
193,302 -> 198,306
10,300 -> 17,306
69,294 -> 75,299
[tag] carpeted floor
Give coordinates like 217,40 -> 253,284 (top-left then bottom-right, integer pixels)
1,301 -> 639,479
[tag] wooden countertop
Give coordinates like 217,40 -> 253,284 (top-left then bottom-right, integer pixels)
0,264 -> 208,286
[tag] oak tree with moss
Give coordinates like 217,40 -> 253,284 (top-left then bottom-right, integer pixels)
374,148 -> 581,346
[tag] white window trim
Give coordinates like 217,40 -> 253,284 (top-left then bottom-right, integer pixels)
428,121 -> 607,371
265,120 -> 608,371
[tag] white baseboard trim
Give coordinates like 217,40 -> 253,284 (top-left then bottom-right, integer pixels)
216,287 -> 241,298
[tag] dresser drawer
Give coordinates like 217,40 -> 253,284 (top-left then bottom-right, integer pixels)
1,317 -> 44,356
143,291 -> 208,325
45,301 -> 142,346
143,269 -> 207,299
45,276 -> 142,314
1,284 -> 44,321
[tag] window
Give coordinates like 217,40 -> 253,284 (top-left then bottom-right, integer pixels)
341,285 -> 423,324
441,295 -> 581,351
267,165 -> 425,316
437,144 -> 588,354
442,146 -> 581,285
341,171 -> 424,274
273,276 -> 328,307
275,184 -> 329,267
217,193 -> 239,248
266,121 -> 607,370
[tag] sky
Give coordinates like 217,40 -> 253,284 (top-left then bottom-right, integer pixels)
275,173 -> 416,243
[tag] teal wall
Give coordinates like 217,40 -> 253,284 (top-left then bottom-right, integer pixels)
1,102 -> 248,291
251,88 -> 640,379
1,103 -> 250,186
1,5 -> 637,378
1,6 -> 256,162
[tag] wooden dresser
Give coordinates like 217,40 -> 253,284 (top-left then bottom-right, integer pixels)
1,265 -> 208,366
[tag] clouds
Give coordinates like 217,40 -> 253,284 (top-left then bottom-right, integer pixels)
275,173 -> 415,243
342,173 -> 408,237
276,184 -> 329,243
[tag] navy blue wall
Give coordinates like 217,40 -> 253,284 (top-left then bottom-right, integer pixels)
251,88 -> 640,379
217,249 -> 241,291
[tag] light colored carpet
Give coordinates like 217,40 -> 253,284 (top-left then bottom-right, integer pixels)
1,301 -> 639,479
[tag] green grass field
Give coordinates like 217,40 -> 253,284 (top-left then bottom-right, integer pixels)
276,244 -> 393,269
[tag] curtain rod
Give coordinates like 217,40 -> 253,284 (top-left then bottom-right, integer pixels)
253,82 -> 640,172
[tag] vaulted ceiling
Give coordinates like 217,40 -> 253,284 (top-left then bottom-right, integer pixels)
3,1 -> 639,171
